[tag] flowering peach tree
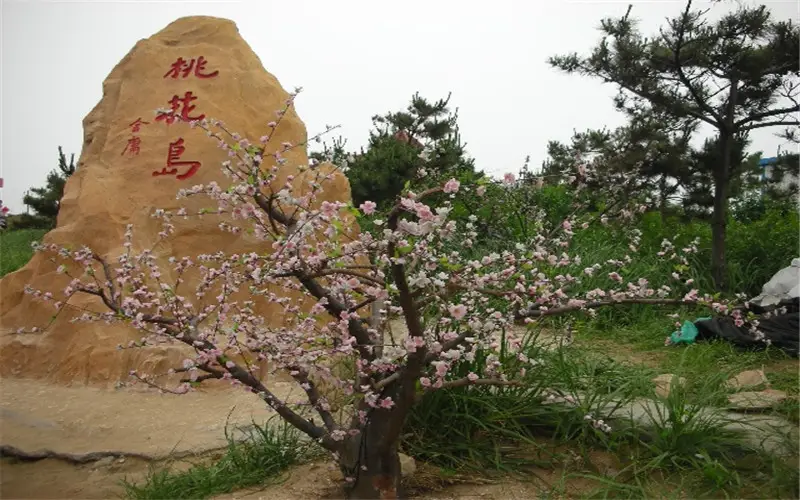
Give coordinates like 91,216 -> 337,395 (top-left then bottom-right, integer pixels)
22,91 -> 721,499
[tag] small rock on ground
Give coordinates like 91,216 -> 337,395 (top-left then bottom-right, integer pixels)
725,369 -> 770,390
652,374 -> 687,398
400,452 -> 416,478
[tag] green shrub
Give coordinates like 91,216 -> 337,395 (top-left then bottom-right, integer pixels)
727,206 -> 799,296
5,213 -> 54,231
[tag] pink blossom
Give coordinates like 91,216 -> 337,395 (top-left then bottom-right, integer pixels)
321,201 -> 338,218
359,200 -> 377,215
467,372 -> 479,382
443,178 -> 460,194
503,173 -> 516,185
448,304 -> 468,320
415,204 -> 435,221
433,362 -> 449,377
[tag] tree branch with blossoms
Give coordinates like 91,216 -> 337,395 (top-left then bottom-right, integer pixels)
17,90 -> 750,498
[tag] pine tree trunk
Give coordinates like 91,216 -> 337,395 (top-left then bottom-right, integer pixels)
711,136 -> 732,292
340,429 -> 403,499
659,174 -> 669,223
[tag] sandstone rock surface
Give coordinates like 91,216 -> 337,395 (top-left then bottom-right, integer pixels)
0,378 -> 288,458
0,16 -> 352,386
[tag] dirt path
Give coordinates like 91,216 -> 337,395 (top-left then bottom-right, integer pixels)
1,456 -> 584,500
1,456 -> 159,499
210,459 -> 602,500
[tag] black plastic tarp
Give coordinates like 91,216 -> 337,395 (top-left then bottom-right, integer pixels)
694,301 -> 799,357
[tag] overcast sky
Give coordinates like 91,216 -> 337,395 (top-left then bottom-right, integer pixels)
1,0 -> 797,212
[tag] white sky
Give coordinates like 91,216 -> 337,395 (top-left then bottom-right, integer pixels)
1,0 -> 798,212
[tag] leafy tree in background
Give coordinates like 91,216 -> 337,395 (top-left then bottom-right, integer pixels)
18,146 -> 77,229
549,0 -> 800,290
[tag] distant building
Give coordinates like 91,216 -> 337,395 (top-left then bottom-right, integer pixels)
759,155 -> 799,193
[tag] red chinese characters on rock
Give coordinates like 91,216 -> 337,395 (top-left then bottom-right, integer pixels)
152,138 -> 201,180
155,91 -> 206,125
121,118 -> 150,157
129,118 -> 149,133
122,137 -> 142,157
150,56 -> 216,179
163,56 -> 219,79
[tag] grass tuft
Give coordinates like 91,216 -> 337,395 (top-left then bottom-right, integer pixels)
122,417 -> 312,500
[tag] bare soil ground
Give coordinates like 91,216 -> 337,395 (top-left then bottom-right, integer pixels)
0,374 -> 598,500
1,454 -> 602,500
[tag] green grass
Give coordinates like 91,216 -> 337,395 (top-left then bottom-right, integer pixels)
107,311 -> 796,500
122,418 -> 312,500
572,307 -> 799,418
576,356 -> 800,499
403,321 -> 799,499
0,228 -> 47,277
554,307 -> 799,499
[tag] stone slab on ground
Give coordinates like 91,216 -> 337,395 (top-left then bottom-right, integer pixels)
727,389 -> 788,410
0,377 -> 299,460
604,398 -> 797,457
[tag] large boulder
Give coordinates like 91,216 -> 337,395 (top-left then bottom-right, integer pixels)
0,16 -> 353,386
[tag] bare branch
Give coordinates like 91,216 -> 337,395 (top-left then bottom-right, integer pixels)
740,118 -> 800,132
307,269 -> 384,286
517,298 -> 703,319
436,377 -> 523,391
290,368 -> 338,432
295,273 -> 374,359
670,0 -> 723,124
736,106 -> 800,128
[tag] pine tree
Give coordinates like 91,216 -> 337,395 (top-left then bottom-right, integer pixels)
543,106 -> 696,221
549,0 -> 800,289
340,93 -> 477,209
21,146 -> 77,227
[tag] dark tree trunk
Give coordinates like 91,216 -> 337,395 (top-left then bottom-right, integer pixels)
712,134 -> 732,292
659,174 -> 669,223
712,79 -> 739,293
340,424 -> 403,499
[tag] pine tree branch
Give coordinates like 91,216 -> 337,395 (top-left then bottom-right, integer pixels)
735,106 -> 800,129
